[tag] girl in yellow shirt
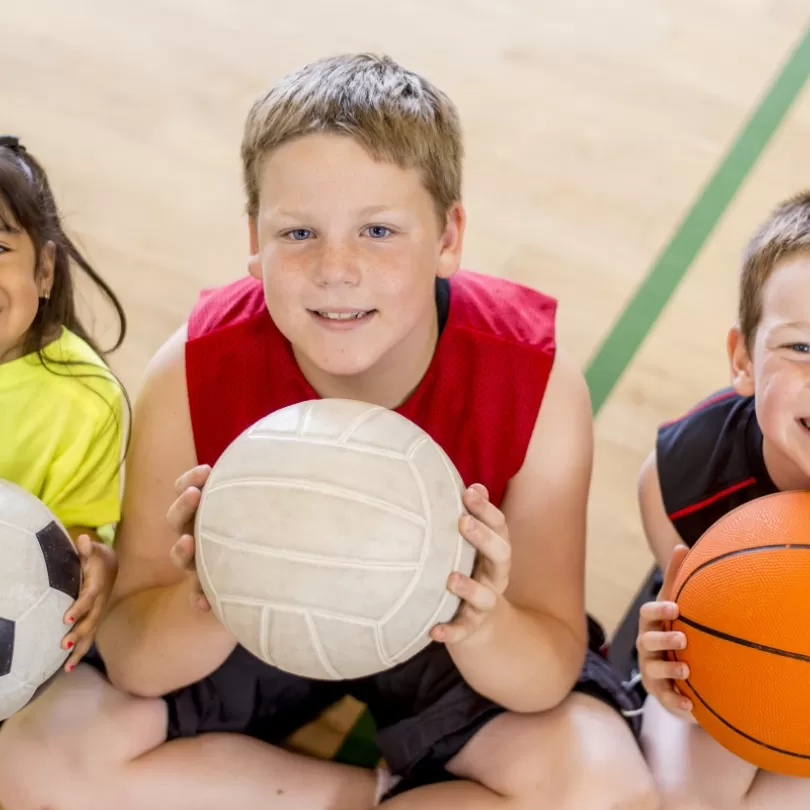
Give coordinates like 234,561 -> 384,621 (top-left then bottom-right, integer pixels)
0,135 -> 128,673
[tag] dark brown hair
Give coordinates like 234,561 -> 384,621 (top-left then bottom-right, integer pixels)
0,136 -> 130,450
740,190 -> 810,350
0,137 -> 126,358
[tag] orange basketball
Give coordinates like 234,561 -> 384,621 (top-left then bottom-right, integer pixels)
667,490 -> 810,777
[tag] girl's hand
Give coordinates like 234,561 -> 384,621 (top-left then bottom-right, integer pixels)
61,532 -> 118,671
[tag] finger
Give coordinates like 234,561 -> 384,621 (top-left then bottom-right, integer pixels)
639,600 -> 679,629
460,515 -> 510,576
643,659 -> 690,682
62,577 -> 103,627
447,572 -> 497,613
658,544 -> 690,602
431,610 -> 480,645
174,465 -> 212,497
74,533 -> 94,560
656,684 -> 694,716
462,486 -> 507,539
166,488 -> 203,534
189,590 -> 212,612
170,534 -> 197,572
63,626 -> 97,672
637,630 -> 687,654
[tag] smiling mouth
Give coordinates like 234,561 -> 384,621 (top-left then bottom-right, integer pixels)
312,310 -> 375,321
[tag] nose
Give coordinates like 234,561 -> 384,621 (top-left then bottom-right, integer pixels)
311,239 -> 361,287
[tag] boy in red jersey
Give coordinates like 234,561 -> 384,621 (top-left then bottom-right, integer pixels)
0,54 -> 655,810
637,192 -> 810,808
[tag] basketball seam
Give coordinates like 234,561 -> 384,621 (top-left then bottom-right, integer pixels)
674,543 -> 810,603
676,614 -> 810,663
337,405 -> 386,444
683,676 -> 810,760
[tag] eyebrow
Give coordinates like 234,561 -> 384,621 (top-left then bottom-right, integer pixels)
776,321 -> 810,330
272,205 -> 400,220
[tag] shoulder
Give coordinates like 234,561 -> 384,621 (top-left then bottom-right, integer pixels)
34,329 -> 125,425
448,270 -> 557,355
656,389 -> 757,519
187,276 -> 267,341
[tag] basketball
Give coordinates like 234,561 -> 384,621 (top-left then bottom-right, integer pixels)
667,490 -> 810,777
194,398 -> 476,680
0,480 -> 81,720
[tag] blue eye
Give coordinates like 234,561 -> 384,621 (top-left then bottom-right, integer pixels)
366,226 -> 391,239
287,229 -> 313,241
789,344 -> 810,353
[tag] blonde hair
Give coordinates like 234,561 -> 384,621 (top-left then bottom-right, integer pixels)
240,53 -> 463,220
740,190 -> 810,349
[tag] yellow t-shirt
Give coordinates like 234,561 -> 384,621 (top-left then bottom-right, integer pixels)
0,328 -> 126,543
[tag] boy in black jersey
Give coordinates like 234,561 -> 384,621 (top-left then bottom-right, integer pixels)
636,191 -> 810,809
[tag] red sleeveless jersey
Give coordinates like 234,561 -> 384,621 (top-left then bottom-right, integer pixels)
185,270 -> 556,508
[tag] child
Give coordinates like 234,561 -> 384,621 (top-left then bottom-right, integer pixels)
0,136 -> 126,675
0,57 -> 655,810
636,191 -> 810,808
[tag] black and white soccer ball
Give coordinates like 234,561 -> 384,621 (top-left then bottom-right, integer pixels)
0,479 -> 81,720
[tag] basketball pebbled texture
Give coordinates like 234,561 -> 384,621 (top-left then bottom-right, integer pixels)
667,490 -> 810,776
195,399 -> 476,681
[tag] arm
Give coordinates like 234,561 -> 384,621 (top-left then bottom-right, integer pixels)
95,325 -> 236,698
638,449 -> 685,570
441,347 -> 591,713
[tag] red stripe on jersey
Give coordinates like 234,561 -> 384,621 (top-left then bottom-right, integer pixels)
668,477 -> 757,520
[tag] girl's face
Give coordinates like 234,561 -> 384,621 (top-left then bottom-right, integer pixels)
0,217 -> 53,364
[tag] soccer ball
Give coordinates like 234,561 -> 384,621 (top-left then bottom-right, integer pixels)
0,480 -> 81,720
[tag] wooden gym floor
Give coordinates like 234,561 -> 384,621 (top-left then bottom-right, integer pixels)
3,0 -> 810,763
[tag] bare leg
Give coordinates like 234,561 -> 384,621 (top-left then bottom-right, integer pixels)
641,696 -> 756,809
742,770 -> 810,809
0,664 -> 375,810
382,693 -> 658,809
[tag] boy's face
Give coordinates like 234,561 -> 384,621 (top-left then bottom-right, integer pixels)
248,133 -> 464,402
731,251 -> 810,484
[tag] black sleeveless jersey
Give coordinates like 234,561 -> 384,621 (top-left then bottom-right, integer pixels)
656,389 -> 778,547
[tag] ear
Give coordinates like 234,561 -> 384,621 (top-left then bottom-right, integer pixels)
37,241 -> 56,295
436,202 -> 466,280
727,325 -> 755,397
247,217 -> 262,280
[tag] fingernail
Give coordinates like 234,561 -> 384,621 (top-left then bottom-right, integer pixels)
66,616 -> 75,625
678,666 -> 689,679
66,664 -> 75,672
65,641 -> 74,650
463,515 -> 475,531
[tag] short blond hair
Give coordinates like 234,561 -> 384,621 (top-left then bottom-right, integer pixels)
240,53 -> 463,220
740,191 -> 810,349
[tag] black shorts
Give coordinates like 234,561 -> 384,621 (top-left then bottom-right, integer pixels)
83,616 -> 641,798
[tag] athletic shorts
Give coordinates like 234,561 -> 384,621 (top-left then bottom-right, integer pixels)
83,616 -> 641,798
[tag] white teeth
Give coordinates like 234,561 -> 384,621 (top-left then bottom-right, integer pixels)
317,311 -> 368,320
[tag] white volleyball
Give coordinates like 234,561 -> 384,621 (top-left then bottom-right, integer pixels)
195,399 -> 476,680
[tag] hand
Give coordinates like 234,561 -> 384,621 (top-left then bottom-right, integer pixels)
636,544 -> 695,719
430,483 -> 510,646
61,534 -> 118,671
166,464 -> 212,612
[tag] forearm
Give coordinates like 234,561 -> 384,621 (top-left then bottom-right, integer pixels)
447,598 -> 586,713
96,578 -> 236,698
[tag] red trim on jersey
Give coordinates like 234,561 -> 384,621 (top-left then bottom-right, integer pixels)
668,477 -> 758,520
660,390 -> 738,428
